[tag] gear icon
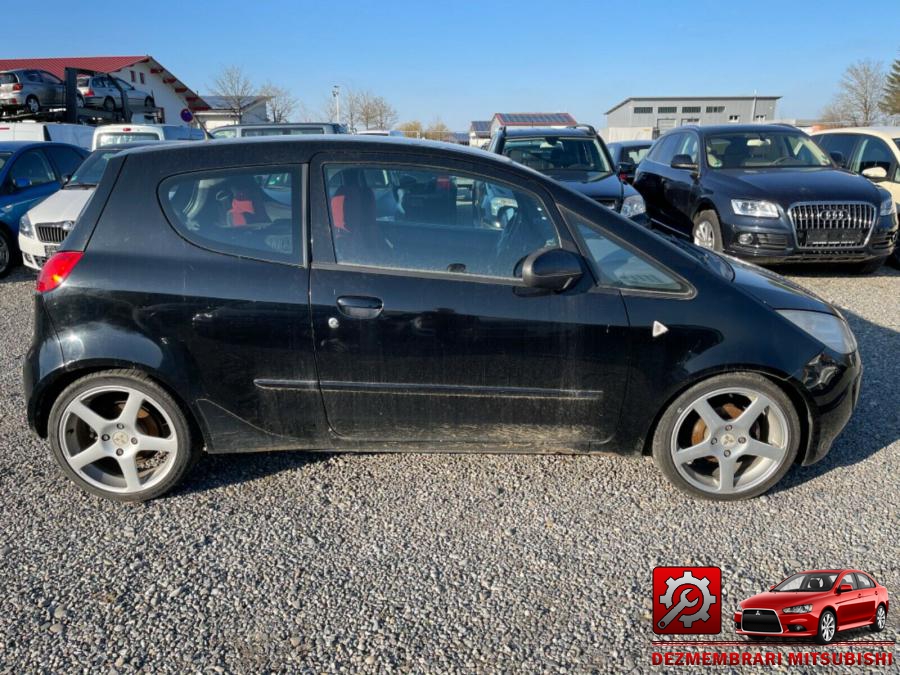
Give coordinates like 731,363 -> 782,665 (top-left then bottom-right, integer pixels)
659,570 -> 717,628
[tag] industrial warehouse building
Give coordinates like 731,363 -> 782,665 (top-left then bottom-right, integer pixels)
603,95 -> 780,141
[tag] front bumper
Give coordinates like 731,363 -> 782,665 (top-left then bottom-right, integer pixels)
734,611 -> 817,637
18,234 -> 58,270
795,347 -> 863,466
722,213 -> 897,264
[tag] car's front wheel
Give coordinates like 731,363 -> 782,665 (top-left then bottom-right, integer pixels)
870,604 -> 887,632
651,373 -> 801,500
816,610 -> 837,645
0,228 -> 17,278
25,95 -> 40,114
692,209 -> 723,251
48,370 -> 197,501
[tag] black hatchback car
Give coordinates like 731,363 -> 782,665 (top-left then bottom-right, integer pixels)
488,125 -> 649,225
633,124 -> 898,271
25,137 -> 862,502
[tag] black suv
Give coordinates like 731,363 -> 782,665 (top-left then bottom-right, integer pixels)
633,124 -> 898,271
25,137 -> 862,502
488,125 -> 649,225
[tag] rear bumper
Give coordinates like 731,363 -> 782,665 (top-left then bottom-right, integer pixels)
23,295 -> 65,436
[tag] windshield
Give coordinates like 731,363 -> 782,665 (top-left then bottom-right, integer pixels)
706,131 -> 832,169
0,152 -> 10,171
503,136 -> 612,176
774,573 -> 838,592
67,148 -> 120,187
96,132 -> 161,147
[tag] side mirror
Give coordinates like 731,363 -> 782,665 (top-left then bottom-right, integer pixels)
521,248 -> 583,292
12,177 -> 32,190
829,151 -> 845,167
671,154 -> 698,171
617,161 -> 635,181
861,166 -> 887,181
838,583 -> 853,594
61,174 -> 72,185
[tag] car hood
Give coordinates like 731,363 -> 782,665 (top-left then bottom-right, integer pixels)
741,590 -> 827,609
26,187 -> 94,224
542,171 -> 625,200
727,256 -> 833,313
708,167 -> 881,206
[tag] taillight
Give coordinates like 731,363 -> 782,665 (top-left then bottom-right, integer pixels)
85,89 -> 94,96
12,83 -> 23,91
36,252 -> 82,293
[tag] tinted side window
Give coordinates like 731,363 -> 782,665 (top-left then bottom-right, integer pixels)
649,134 -> 681,165
210,128 -> 237,139
46,147 -> 84,178
676,134 -> 699,163
324,164 -> 559,279
815,134 -> 857,166
160,167 -> 300,263
10,150 -> 57,187
856,574 -> 874,589
851,137 -> 894,175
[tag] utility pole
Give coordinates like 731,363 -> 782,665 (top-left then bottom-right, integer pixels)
332,85 -> 341,123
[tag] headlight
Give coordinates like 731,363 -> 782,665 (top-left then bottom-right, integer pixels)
783,604 -> 813,614
777,309 -> 857,354
879,196 -> 896,217
19,213 -> 34,238
621,194 -> 646,218
731,199 -> 780,218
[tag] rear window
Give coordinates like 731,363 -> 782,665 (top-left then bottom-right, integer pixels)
96,132 -> 161,147
159,166 -> 300,263
0,73 -> 19,84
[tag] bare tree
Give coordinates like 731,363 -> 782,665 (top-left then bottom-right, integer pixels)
258,82 -> 298,123
210,65 -> 256,124
396,120 -> 423,138
424,118 -> 452,142
372,96 -> 398,130
821,59 -> 887,127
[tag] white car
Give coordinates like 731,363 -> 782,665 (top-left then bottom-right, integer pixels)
76,74 -> 154,112
91,124 -> 205,150
19,143 -> 147,269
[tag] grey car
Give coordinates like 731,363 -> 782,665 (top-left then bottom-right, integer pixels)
0,69 -> 66,115
76,75 -> 154,112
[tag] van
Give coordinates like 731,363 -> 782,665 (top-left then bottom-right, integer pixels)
0,122 -> 94,150
91,124 -> 205,150
209,122 -> 347,139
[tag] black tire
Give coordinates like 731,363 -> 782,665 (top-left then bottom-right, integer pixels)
103,96 -> 116,112
691,209 -> 723,251
144,96 -> 155,109
0,227 -> 18,278
815,610 -> 837,645
853,257 -> 886,274
651,372 -> 801,501
869,604 -> 887,633
48,369 -> 198,502
25,95 -> 40,114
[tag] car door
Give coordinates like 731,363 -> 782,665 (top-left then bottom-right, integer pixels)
2,149 -> 60,230
853,573 -> 878,623
834,573 -> 866,626
634,134 -> 679,227
308,152 -> 631,443
39,71 -> 65,105
664,131 -> 701,231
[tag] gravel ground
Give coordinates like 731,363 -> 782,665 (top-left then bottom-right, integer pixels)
0,264 -> 897,673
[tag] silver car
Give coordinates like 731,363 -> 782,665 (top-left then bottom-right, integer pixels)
0,69 -> 66,115
76,75 -> 155,112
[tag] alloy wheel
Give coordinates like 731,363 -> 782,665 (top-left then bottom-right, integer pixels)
26,96 -> 40,114
821,612 -> 836,642
57,385 -> 180,495
669,387 -> 790,495
693,220 -> 716,249
876,606 -> 886,630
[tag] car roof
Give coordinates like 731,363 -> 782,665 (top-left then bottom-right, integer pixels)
608,139 -> 653,146
0,140 -> 69,152
812,126 -> 900,137
216,122 -> 339,130
500,126 -> 594,138
674,124 -> 803,135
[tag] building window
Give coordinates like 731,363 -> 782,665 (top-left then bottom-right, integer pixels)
681,118 -> 699,125
728,115 -> 741,123
139,72 -> 145,85
130,71 -> 135,82
681,106 -> 701,114
633,106 -> 653,114
706,106 -> 725,113
658,106 -> 677,114
754,114 -> 766,121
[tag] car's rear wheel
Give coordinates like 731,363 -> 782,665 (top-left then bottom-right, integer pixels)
48,370 -> 197,501
25,95 -> 40,114
870,604 -> 887,632
103,96 -> 116,112
692,209 -> 723,251
815,610 -> 837,645
652,373 -> 800,500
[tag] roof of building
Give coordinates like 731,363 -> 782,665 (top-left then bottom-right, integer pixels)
0,55 -> 207,111
469,120 -> 492,136
605,95 -> 781,114
492,112 -> 578,126
198,95 -> 270,112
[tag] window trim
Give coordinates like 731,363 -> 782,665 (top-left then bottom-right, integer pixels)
315,158 -> 567,284
157,163 -> 306,266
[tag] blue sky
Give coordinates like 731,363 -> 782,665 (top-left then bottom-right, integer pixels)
5,0 -> 899,129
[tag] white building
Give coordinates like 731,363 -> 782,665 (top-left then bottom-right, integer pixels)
194,96 -> 270,131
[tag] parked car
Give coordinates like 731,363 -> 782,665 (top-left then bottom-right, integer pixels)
0,122 -> 94,150
0,141 -> 87,276
488,125 -> 649,225
19,143 -> 156,270
735,570 -> 888,645
812,126 -> 900,267
633,124 -> 898,272
91,124 -> 204,150
210,122 -> 347,139
0,69 -> 66,116
76,75 -> 154,112
608,139 -> 654,183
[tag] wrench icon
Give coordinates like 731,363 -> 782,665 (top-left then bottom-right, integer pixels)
657,588 -> 698,629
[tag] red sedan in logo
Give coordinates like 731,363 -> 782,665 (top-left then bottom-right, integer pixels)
735,569 -> 889,644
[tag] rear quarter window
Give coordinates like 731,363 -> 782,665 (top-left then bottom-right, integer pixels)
159,166 -> 301,264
